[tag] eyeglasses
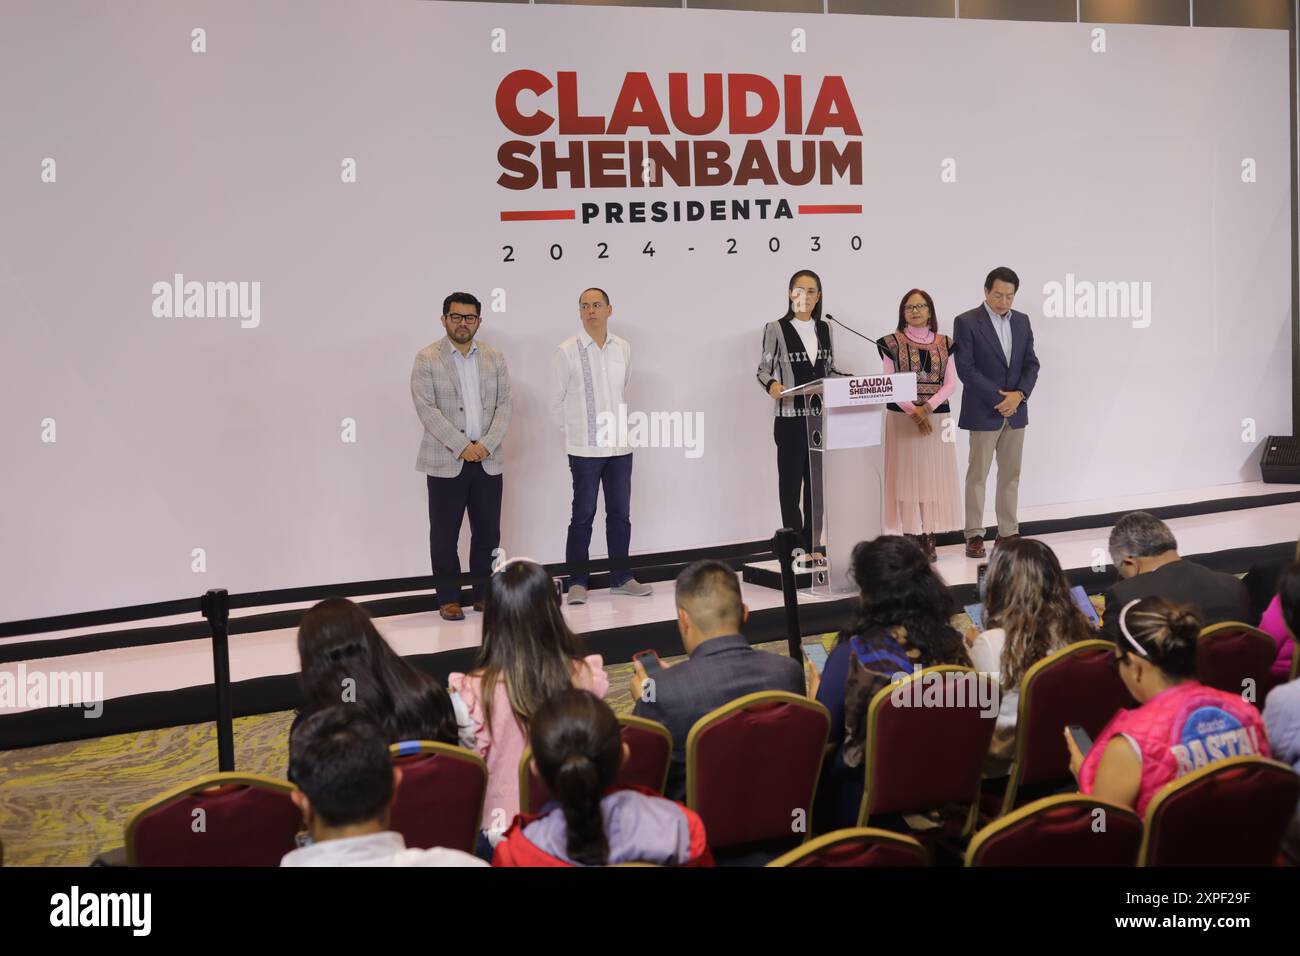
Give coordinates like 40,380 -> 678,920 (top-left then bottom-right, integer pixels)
579,302 -> 607,311
445,313 -> 480,325
903,304 -> 930,313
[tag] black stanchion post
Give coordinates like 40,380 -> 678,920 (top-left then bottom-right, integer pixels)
200,588 -> 235,772
773,528 -> 802,661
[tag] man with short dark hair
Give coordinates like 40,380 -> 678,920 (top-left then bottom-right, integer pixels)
954,267 -> 1041,558
411,292 -> 512,621
282,707 -> 485,866
630,559 -> 805,801
1100,511 -> 1252,640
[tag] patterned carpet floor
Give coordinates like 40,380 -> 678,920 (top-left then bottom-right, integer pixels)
1,637 -> 828,866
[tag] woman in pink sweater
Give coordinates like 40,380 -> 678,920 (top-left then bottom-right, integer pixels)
449,559 -> 608,858
877,289 -> 962,561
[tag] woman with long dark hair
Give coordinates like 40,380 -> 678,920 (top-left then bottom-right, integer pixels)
492,689 -> 712,866
876,288 -> 962,560
449,558 -> 608,854
291,597 -> 458,755
809,535 -> 970,829
967,537 -> 1095,774
755,269 -> 835,554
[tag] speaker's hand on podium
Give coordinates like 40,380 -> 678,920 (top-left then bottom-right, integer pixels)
768,381 -> 785,399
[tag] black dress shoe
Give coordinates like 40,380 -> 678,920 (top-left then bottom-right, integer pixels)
921,533 -> 938,562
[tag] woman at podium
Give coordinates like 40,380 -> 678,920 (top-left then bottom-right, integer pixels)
756,269 -> 835,555
876,289 -> 962,561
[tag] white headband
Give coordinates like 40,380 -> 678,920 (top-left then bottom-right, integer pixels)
1117,599 -> 1149,658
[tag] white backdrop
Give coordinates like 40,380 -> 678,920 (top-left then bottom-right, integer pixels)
0,1 -> 1291,621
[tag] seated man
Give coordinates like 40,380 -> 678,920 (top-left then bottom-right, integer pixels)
282,706 -> 486,867
630,559 -> 806,802
1101,511 -> 1252,640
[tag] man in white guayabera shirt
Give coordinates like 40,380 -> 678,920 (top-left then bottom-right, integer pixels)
549,288 -> 653,605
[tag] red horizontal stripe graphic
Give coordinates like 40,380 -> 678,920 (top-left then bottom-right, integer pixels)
500,209 -> 576,221
798,204 -> 862,215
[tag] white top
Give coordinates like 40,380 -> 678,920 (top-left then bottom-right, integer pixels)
790,315 -> 819,365
450,343 -> 484,442
280,830 -> 487,867
968,627 -> 1019,768
549,330 -> 633,457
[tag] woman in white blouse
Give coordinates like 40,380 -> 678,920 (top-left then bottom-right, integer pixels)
966,537 -> 1095,776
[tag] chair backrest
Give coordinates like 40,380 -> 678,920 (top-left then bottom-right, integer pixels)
965,795 -> 1143,866
859,666 -> 996,829
125,773 -> 301,866
686,691 -> 830,851
389,741 -> 488,853
767,827 -> 928,867
1196,622 -> 1277,704
1001,640 -> 1133,815
519,715 -> 675,815
1139,756 -> 1300,866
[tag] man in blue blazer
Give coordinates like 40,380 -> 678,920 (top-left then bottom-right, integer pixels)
953,267 -> 1041,559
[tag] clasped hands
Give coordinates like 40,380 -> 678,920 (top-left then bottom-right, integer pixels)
460,441 -> 489,462
993,389 -> 1023,418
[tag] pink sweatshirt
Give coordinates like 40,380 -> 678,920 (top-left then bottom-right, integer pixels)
1258,595 -> 1298,680
450,655 -> 609,833
881,325 -> 957,416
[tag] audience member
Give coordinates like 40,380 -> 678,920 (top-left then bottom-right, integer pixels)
630,559 -> 805,803
449,558 -> 608,855
967,537 -> 1096,775
1100,512 -> 1251,640
493,689 -> 712,866
811,536 -> 971,830
1068,596 -> 1271,816
281,706 -> 485,867
1263,562 -> 1300,861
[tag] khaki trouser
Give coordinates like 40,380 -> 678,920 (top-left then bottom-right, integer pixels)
964,421 -> 1026,540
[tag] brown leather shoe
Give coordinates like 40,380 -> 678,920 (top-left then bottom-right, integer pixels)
472,600 -> 485,613
965,537 -> 987,559
439,602 -> 465,621
921,533 -> 938,562
994,534 -> 1021,550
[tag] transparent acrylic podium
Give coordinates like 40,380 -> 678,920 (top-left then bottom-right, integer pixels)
779,373 -> 918,596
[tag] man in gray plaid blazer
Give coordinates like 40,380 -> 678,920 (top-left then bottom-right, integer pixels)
410,292 -> 512,620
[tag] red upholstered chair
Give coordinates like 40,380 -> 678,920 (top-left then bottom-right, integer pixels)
388,741 -> 487,853
767,828 -> 928,867
857,666 -> 996,835
1196,622 -> 1277,705
965,795 -> 1142,866
686,691 -> 831,852
996,640 -> 1134,817
125,773 -> 301,866
1138,756 -> 1300,866
519,715 -> 675,814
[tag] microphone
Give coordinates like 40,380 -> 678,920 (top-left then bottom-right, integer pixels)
822,313 -> 886,378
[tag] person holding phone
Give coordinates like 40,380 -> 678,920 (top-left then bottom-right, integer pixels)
964,538 -> 1096,776
756,270 -> 835,555
630,560 -> 805,802
492,689 -> 713,867
449,559 -> 608,858
876,289 -> 962,562
1065,596 -> 1272,815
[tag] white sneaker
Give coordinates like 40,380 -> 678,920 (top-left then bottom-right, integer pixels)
566,584 -> 588,605
611,579 -> 653,597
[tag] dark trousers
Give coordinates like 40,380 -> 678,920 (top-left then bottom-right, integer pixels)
565,453 -> 633,588
774,416 -> 814,553
427,463 -> 502,607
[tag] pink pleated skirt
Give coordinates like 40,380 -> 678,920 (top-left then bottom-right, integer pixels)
883,409 -> 963,535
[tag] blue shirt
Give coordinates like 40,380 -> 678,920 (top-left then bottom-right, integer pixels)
983,302 -> 1013,365
450,343 -> 483,442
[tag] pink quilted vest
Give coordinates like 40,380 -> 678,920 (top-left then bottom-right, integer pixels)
1079,680 -> 1271,816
